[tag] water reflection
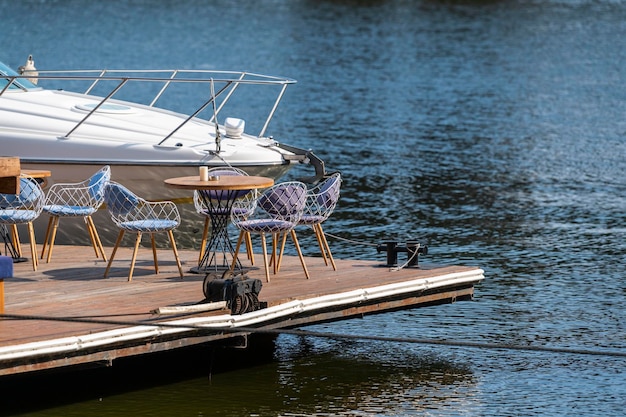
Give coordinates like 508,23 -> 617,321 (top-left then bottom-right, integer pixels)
272,334 -> 476,416
2,334 -> 477,416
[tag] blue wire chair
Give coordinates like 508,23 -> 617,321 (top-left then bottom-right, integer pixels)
40,165 -> 110,263
103,181 -> 183,282
230,181 -> 308,282
0,176 -> 45,271
295,172 -> 342,270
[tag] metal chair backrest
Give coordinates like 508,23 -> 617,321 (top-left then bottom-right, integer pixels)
258,182 -> 307,220
0,177 -> 44,211
104,182 -> 140,217
87,165 -> 111,202
315,173 -> 342,209
301,172 -> 342,223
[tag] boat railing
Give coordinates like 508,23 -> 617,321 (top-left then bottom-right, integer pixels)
1,69 -> 296,142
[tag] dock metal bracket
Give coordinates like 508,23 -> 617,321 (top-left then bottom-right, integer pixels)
274,142 -> 326,184
376,241 -> 428,267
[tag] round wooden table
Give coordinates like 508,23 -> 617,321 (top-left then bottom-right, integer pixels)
165,175 -> 274,273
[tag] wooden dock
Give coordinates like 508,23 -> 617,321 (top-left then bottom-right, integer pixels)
0,244 -> 483,376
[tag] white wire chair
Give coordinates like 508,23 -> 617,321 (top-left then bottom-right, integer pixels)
230,181 -> 309,282
40,165 -> 110,263
103,181 -> 183,282
0,176 -> 45,271
193,167 -> 254,264
293,172 -> 342,270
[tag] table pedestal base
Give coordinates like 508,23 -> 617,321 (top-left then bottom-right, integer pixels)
192,190 -> 245,274
1,225 -> 28,263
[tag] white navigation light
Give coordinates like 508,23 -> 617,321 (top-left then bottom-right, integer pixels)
224,117 -> 245,138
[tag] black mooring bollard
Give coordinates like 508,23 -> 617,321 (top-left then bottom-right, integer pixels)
376,240 -> 428,267
376,241 -> 399,266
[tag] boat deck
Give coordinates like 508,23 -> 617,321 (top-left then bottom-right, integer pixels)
0,244 -> 483,376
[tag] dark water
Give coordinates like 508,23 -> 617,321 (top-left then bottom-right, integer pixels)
3,0 -> 626,415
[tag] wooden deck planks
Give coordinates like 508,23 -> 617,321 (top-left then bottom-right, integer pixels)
0,243 -> 483,375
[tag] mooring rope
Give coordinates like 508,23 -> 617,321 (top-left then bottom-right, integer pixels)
323,232 -> 378,247
318,232 -> 422,271
1,313 -> 624,359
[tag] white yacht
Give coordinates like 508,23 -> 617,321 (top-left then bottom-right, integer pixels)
0,56 -> 325,201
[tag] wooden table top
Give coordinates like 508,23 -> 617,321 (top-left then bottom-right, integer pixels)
21,169 -> 52,178
164,175 -> 274,191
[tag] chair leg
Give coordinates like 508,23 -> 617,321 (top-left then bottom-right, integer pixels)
104,229 -> 125,278
44,216 -> 60,263
198,216 -> 210,263
290,230 -> 310,279
260,233 -> 270,283
150,233 -> 159,275
245,231 -> 254,265
312,224 -> 329,266
85,216 -> 105,260
167,230 -> 184,278
40,216 -> 54,260
85,217 -> 99,258
128,232 -> 143,282
230,230 -> 245,272
269,233 -> 276,267
271,233 -> 279,275
86,216 -> 107,261
27,222 -> 38,271
11,225 -> 21,257
276,232 -> 288,272
316,224 -> 337,270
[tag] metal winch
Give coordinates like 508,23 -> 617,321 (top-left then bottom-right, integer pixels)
202,270 -> 263,315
